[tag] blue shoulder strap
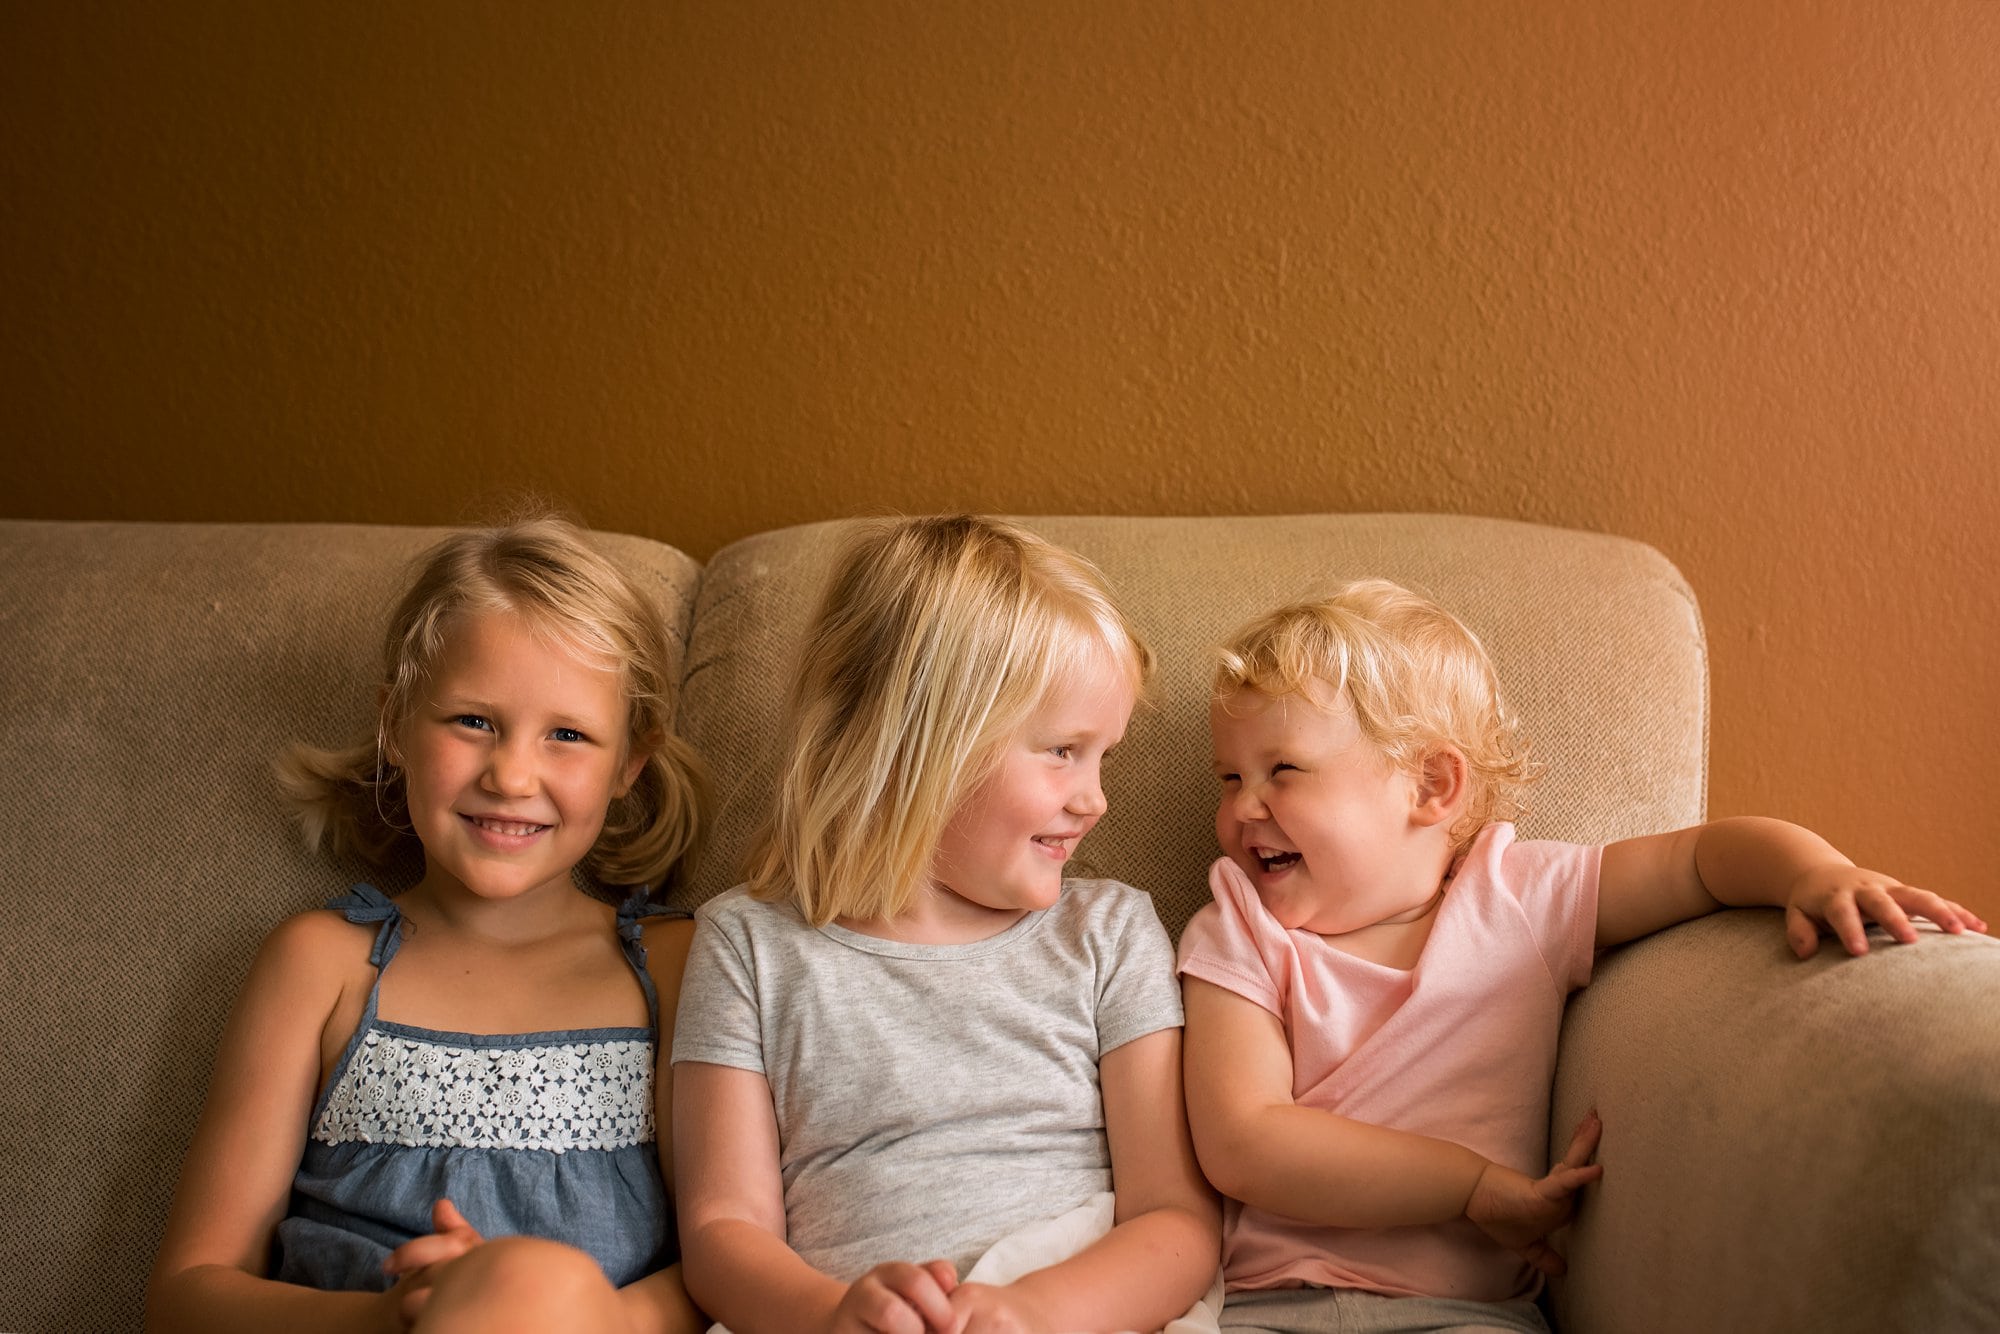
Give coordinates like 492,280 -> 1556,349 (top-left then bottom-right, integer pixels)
325,882 -> 404,970
304,884 -> 402,1127
616,888 -> 661,1030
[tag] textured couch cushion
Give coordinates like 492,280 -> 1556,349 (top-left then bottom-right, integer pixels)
1551,912 -> 2000,1330
670,512 -> 1708,937
0,520 -> 700,1334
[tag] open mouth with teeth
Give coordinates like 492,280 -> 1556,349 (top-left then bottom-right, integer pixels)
1255,849 -> 1301,873
463,814 -> 551,838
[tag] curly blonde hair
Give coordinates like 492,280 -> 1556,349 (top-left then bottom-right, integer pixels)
276,516 -> 708,896
1215,579 -> 1539,846
748,515 -> 1149,926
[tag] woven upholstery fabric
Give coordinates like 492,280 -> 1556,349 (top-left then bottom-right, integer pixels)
1551,915 -> 2000,1330
669,513 -> 1708,938
13,513 -> 1991,1334
0,521 -> 698,1334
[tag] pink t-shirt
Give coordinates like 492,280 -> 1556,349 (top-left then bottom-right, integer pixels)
1176,822 -> 1600,1302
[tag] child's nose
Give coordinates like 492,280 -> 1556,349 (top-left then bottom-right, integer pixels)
1227,782 -> 1270,823
1068,767 -> 1109,817
483,738 -> 538,796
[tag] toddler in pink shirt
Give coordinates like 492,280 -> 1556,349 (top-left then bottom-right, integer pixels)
1177,579 -> 1983,1334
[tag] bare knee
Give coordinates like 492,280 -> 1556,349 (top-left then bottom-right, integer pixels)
411,1236 -> 623,1333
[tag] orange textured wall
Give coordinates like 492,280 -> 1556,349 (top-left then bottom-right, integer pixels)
4,3 -> 1995,920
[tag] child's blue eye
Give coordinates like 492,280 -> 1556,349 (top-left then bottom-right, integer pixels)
1051,745 -> 1074,760
551,727 -> 585,744
454,714 -> 493,732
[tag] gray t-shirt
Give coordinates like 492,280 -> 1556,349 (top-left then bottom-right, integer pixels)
672,879 -> 1184,1280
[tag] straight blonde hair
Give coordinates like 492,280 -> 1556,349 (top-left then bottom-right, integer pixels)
1216,578 -> 1539,846
277,516 -> 708,896
748,515 -> 1149,926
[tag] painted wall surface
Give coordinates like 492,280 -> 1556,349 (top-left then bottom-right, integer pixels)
5,3 -> 1995,921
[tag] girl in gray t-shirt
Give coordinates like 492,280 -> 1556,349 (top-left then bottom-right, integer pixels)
673,516 -> 1221,1334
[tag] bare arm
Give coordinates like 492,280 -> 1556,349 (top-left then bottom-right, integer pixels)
612,916 -> 706,1334
1181,977 -> 1599,1276
1596,816 -> 1985,954
949,1027 -> 1220,1332
1181,977 -> 1487,1228
145,913 -> 400,1334
674,1061 -> 957,1334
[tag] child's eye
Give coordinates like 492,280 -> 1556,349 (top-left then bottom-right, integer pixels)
1216,772 -> 1240,786
453,714 -> 493,732
1051,744 -> 1074,760
550,727 -> 585,744
1272,762 -> 1299,774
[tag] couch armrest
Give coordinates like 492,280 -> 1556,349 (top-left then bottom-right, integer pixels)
1547,910 -> 2000,1331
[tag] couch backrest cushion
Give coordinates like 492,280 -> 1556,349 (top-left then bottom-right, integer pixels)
0,520 -> 699,1333
670,513 -> 1707,938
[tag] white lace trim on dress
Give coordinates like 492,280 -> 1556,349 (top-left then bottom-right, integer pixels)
313,1029 -> 655,1153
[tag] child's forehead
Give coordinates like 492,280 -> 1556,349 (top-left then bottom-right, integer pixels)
1027,651 -> 1138,727
1213,676 -> 1349,724
1045,629 -> 1142,694
421,607 -> 630,700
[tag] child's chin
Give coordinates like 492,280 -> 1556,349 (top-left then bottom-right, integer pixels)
1024,880 -> 1064,910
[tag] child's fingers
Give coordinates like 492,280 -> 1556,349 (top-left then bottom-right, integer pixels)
1856,887 -> 1919,945
1519,1238 -> 1567,1277
1537,1163 -> 1602,1201
1888,885 -> 1981,936
1784,905 -> 1822,960
1817,896 -> 1870,956
1558,1109 -> 1602,1169
922,1258 -> 959,1296
431,1197 -> 471,1234
1561,1163 -> 1603,1191
383,1233 -> 459,1276
873,1263 -> 955,1332
851,1289 -> 926,1334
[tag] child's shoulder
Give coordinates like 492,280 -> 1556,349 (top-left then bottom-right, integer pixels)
1055,876 -> 1154,916
1461,823 -> 1598,890
1052,877 -> 1172,945
260,902 -> 377,960
690,883 -> 786,931
237,903 -> 378,1012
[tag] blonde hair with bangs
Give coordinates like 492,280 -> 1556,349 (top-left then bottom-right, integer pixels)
1215,579 -> 1539,846
277,515 -> 709,897
749,515 -> 1149,927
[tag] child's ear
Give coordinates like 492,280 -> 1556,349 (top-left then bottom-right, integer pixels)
618,730 -> 661,798
1409,745 -> 1469,828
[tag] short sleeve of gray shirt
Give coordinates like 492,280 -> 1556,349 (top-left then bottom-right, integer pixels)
672,879 -> 1183,1280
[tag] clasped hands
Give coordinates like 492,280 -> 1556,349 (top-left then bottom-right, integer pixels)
833,1260 -> 1055,1334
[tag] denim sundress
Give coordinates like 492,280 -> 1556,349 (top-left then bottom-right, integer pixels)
271,884 -> 672,1290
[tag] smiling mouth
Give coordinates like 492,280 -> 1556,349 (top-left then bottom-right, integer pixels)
463,814 -> 551,838
1254,849 -> 1301,873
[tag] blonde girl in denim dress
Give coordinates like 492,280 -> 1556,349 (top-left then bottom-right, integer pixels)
148,518 -> 708,1334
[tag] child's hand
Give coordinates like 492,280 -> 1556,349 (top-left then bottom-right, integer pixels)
380,1198 -> 487,1325
1783,864 -> 1986,959
831,1259 -> 961,1334
944,1280 -> 1054,1334
384,1198 -> 487,1278
1464,1111 -> 1602,1277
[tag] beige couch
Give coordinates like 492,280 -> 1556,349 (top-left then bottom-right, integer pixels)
2,514 -> 1994,1333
